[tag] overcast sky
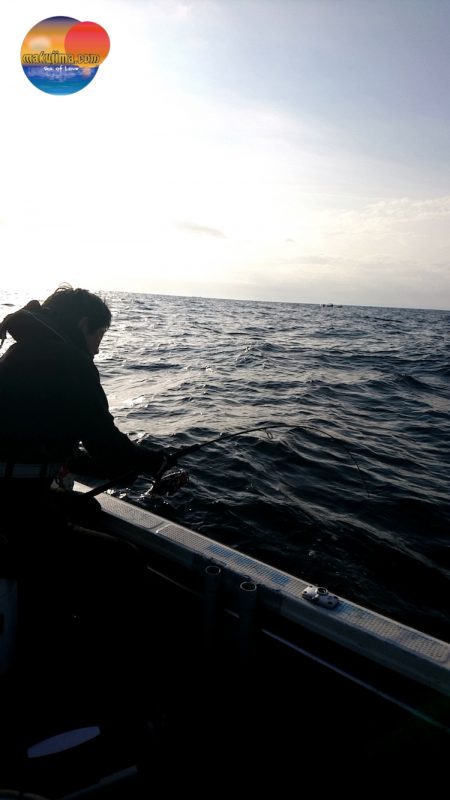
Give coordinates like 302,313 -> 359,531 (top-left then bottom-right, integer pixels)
2,0 -> 450,308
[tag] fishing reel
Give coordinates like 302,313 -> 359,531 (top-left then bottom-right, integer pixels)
149,468 -> 189,496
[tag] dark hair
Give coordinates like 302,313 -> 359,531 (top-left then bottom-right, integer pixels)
42,285 -> 112,335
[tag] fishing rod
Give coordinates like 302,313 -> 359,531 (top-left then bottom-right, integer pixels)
82,422 -> 370,499
82,426 -> 279,499
164,423 -> 284,460
83,470 -> 139,499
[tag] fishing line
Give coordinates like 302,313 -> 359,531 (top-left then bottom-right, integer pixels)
83,421 -> 371,500
166,422 -> 371,500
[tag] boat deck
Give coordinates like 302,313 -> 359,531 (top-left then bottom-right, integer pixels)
1,485 -> 449,795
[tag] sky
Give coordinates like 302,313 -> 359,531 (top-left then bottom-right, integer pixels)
2,0 -> 450,308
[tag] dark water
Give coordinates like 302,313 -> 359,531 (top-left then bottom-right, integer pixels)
2,291 -> 449,640
95,292 -> 450,642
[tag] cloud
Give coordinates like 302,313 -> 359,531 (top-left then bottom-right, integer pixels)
234,252 -> 450,308
176,221 -> 226,238
369,197 -> 450,220
332,195 -> 450,236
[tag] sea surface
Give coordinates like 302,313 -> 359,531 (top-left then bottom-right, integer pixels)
2,290 -> 449,641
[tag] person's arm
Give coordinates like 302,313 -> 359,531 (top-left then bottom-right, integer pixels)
69,356 -> 168,479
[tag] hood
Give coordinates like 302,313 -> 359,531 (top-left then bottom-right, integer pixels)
0,300 -> 88,353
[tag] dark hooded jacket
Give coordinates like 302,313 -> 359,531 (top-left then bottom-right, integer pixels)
0,301 -> 166,485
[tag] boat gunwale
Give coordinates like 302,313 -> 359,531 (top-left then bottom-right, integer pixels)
74,480 -> 450,700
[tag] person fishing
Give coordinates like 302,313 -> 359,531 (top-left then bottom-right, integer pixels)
0,284 -> 170,503
0,285 -> 173,735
